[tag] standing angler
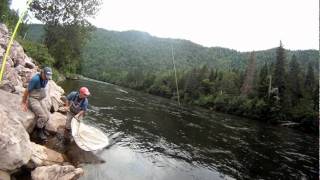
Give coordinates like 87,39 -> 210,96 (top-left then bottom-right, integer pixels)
21,67 -> 53,140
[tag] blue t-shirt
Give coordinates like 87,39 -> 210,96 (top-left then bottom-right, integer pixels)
67,91 -> 89,111
28,74 -> 48,92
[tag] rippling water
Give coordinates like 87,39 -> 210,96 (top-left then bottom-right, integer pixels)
60,79 -> 319,180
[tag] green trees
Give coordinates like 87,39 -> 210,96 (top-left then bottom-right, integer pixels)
29,0 -> 101,74
241,52 -> 256,96
273,41 -> 286,105
24,24 -> 318,133
288,55 -> 302,106
0,0 -> 19,31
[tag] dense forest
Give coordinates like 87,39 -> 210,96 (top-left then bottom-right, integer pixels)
24,24 -> 319,133
1,0 -> 318,133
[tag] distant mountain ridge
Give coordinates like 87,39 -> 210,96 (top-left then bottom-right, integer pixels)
24,24 -> 318,76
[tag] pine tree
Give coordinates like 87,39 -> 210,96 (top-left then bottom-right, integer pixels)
241,51 -> 256,95
304,62 -> 315,92
273,41 -> 286,105
209,68 -> 215,82
288,55 -> 302,106
258,63 -> 269,99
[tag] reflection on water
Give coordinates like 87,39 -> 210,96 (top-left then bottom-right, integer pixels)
60,80 -> 319,180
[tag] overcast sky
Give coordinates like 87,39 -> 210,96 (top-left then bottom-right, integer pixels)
11,0 -> 319,52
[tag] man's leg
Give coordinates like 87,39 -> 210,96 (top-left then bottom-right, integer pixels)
29,98 -> 49,140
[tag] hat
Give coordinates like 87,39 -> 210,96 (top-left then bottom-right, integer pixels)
79,87 -> 90,96
43,67 -> 52,80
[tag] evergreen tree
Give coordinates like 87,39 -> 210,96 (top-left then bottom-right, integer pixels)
241,51 -> 256,95
304,62 -> 315,92
273,41 -> 287,105
288,55 -> 302,106
258,63 -> 269,99
208,68 -> 216,82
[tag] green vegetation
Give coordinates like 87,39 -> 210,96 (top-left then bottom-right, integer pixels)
0,0 -> 64,81
25,24 -> 319,133
23,24 -> 320,133
29,0 -> 102,74
0,0 -> 19,31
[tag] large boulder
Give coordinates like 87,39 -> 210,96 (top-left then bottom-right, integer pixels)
0,89 -> 35,133
0,104 -> 32,171
0,23 -> 39,91
43,81 -> 65,112
15,65 -> 37,87
27,142 -> 64,168
45,112 -> 66,134
31,165 -> 84,180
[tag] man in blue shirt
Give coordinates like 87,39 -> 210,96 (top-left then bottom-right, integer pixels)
21,67 -> 53,140
64,87 -> 90,141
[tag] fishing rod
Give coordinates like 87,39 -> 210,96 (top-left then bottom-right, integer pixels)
171,44 -> 181,107
0,0 -> 33,82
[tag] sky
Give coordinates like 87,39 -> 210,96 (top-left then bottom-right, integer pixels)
11,0 -> 319,52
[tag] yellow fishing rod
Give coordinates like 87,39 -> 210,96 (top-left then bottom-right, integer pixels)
0,0 -> 33,82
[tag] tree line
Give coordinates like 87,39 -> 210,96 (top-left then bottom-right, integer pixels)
1,0 -> 318,133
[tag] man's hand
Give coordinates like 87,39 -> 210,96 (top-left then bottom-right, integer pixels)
21,102 -> 28,112
75,111 -> 85,121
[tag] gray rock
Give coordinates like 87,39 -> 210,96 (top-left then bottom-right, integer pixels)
46,112 -> 67,134
27,142 -> 64,169
0,80 -> 15,93
31,165 -> 84,180
0,89 -> 35,133
0,104 -> 32,171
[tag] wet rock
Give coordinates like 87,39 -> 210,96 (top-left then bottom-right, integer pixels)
0,104 -> 32,171
65,142 -> 106,166
0,170 -> 10,180
46,112 -> 67,134
27,142 -> 64,168
0,89 -> 35,133
31,164 -> 84,180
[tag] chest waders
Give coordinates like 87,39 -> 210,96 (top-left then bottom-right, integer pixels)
28,88 -> 50,140
65,96 -> 85,143
66,96 -> 84,130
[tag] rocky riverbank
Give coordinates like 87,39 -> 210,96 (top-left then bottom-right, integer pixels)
0,24 -> 90,180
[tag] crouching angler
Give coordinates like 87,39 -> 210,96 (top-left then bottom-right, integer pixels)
64,87 -> 90,141
21,67 -> 53,140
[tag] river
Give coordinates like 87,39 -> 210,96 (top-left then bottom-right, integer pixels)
60,79 -> 318,180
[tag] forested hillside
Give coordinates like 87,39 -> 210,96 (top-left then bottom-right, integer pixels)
25,24 -> 318,78
25,24 -> 319,133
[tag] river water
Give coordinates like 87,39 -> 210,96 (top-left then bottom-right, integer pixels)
60,79 -> 318,180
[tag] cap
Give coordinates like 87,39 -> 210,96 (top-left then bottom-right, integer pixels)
43,67 -> 52,80
79,87 -> 90,96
